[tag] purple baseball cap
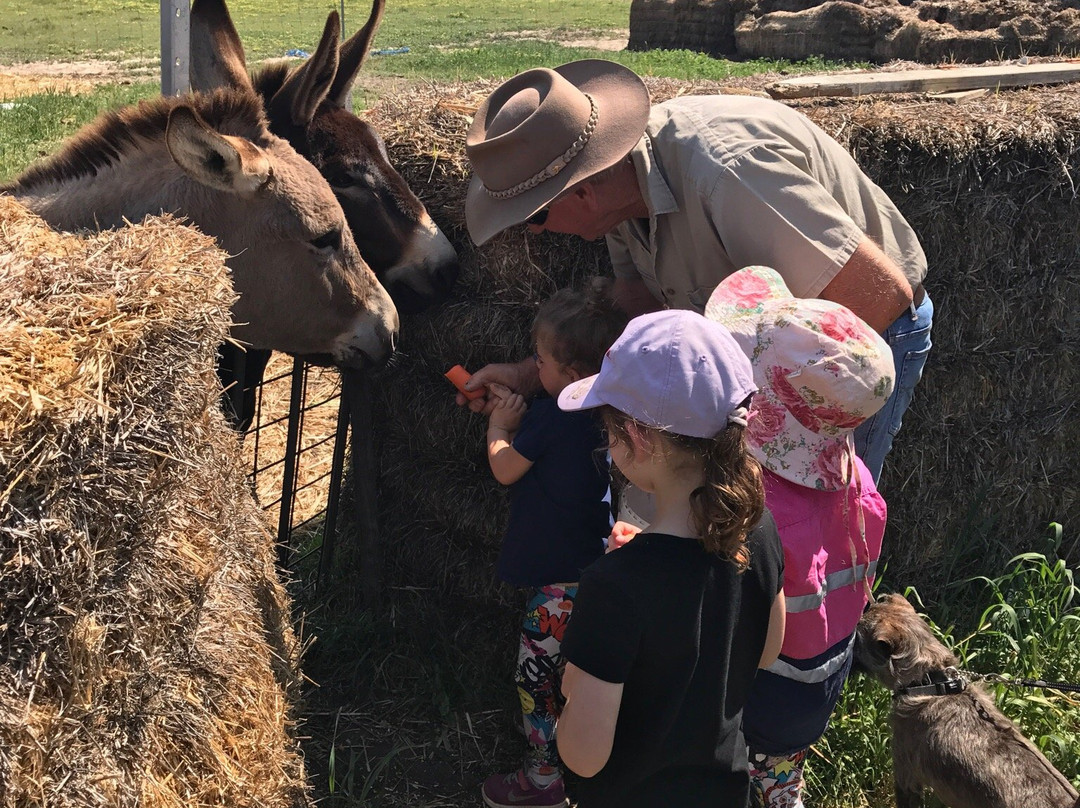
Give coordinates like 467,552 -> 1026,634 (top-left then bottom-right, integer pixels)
557,310 -> 757,438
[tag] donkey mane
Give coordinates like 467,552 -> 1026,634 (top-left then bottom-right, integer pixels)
250,61 -> 293,101
2,89 -> 268,194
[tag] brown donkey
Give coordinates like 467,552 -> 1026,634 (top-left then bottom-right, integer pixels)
190,0 -> 460,316
2,90 -> 398,371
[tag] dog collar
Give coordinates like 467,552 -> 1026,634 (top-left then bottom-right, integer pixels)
894,666 -> 969,698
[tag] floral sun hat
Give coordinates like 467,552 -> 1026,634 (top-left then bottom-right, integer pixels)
705,266 -> 895,491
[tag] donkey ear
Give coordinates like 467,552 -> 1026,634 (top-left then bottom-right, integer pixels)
189,0 -> 255,93
166,106 -> 271,195
268,11 -> 341,128
327,0 -> 385,108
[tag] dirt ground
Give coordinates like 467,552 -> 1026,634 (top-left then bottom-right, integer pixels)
0,57 -> 157,98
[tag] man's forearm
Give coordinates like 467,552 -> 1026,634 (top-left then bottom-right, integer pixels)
820,239 -> 914,333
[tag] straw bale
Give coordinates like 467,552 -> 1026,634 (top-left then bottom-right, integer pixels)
0,197 -> 309,808
629,0 -> 1080,63
349,78 -> 1077,610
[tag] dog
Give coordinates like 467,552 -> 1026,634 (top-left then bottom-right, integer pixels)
854,593 -> 1080,808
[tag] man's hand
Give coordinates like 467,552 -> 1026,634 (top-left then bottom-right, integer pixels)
455,358 -> 542,415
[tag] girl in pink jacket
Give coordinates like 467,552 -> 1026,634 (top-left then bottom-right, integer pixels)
706,266 -> 894,808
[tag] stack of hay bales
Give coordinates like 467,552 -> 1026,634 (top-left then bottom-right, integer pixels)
0,198 -> 308,807
358,77 -> 1077,606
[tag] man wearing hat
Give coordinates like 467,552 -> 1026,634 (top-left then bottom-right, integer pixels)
460,59 -> 932,482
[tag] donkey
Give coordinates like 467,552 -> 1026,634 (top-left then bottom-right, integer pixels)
1,88 -> 399,372
190,0 -> 459,317
190,0 -> 458,426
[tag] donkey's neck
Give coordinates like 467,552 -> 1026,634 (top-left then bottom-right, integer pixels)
13,144 -> 192,232
6,90 -> 265,233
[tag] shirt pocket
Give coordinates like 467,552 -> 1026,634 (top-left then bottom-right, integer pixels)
687,284 -> 719,313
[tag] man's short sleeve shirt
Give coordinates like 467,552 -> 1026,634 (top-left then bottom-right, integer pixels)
607,95 -> 927,311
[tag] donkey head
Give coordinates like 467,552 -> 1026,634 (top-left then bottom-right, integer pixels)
191,0 -> 460,315
165,102 -> 399,366
3,88 -> 398,371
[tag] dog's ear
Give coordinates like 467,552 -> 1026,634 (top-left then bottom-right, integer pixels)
872,598 -> 927,683
885,624 -> 924,683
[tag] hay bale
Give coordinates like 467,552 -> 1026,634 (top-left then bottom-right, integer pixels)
628,0 -> 1080,63
0,197 -> 308,808
355,78 -> 1078,606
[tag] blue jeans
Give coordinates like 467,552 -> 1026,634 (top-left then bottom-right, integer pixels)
854,291 -> 934,483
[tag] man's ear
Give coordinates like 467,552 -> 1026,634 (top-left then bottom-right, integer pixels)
572,181 -> 600,213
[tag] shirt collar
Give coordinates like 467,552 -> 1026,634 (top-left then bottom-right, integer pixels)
629,134 -> 678,217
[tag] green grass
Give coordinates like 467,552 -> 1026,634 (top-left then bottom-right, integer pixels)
0,82 -> 157,182
0,0 -> 854,82
0,0 -> 631,62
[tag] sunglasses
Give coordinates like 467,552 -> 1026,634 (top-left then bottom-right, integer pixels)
525,207 -> 549,227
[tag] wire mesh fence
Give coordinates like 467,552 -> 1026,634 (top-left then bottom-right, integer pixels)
241,353 -> 349,598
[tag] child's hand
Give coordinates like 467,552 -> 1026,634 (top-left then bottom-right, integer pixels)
489,393 -> 526,432
606,521 -> 642,553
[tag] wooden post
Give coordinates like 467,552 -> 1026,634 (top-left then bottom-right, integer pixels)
343,369 -> 382,608
160,0 -> 190,96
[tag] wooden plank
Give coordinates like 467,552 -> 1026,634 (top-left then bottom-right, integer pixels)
766,62 -> 1080,100
926,88 -> 990,103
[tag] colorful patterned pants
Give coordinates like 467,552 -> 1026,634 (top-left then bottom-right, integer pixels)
516,584 -> 576,788
749,747 -> 807,808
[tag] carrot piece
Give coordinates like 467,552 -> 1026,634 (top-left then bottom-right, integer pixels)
445,365 -> 485,400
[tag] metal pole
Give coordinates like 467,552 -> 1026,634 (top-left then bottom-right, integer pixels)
276,359 -> 307,569
160,0 -> 190,96
343,369 -> 382,608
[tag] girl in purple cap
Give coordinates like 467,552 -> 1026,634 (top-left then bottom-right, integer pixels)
554,309 -> 786,808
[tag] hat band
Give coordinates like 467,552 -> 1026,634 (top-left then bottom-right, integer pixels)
483,93 -> 598,200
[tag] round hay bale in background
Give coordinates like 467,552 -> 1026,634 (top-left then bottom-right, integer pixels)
0,197 -> 309,808
628,0 -> 1080,64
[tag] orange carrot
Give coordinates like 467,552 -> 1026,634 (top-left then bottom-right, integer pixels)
445,365 -> 485,401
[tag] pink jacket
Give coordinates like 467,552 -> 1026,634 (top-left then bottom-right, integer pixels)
763,458 -> 886,660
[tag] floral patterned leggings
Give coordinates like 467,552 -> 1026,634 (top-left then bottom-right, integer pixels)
516,584 -> 577,788
749,747 -> 808,808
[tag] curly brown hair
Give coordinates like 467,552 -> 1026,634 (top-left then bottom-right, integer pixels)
602,403 -> 764,571
532,278 -> 627,378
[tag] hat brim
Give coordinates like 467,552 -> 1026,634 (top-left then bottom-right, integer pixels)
465,60 -> 651,246
556,372 -> 604,413
704,265 -> 796,325
746,388 -> 856,492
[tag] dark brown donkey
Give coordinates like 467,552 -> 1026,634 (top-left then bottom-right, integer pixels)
191,0 -> 459,425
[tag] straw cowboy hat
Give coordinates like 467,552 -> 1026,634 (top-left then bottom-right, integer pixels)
464,59 -> 651,246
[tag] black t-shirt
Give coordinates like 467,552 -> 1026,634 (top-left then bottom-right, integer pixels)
497,395 -> 610,586
560,513 -> 784,808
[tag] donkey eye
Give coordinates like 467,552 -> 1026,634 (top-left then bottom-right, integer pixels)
309,226 -> 342,253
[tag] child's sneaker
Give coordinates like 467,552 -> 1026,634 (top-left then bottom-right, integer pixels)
480,769 -> 569,808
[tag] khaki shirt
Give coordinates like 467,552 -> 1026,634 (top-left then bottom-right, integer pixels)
606,95 -> 927,313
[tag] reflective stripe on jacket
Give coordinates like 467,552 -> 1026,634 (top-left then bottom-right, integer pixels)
763,459 -> 886,662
